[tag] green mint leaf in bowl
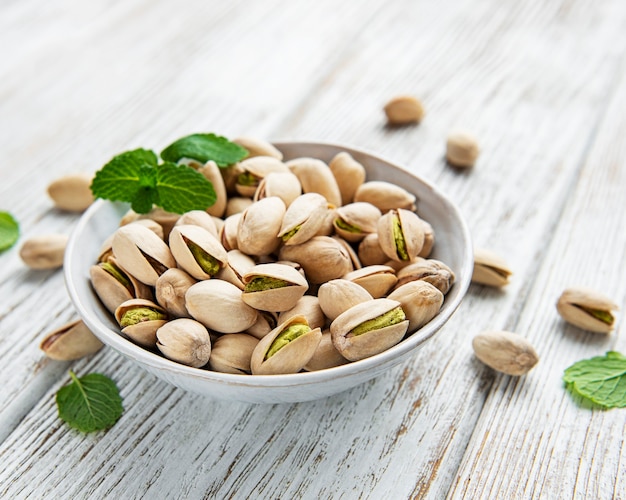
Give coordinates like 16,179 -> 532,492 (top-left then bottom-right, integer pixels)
155,162 -> 216,214
563,351 -> 626,409
0,211 -> 19,253
160,133 -> 248,167
56,371 -> 123,433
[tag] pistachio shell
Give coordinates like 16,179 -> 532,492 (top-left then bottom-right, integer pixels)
358,233 -> 389,266
209,333 -> 259,374
169,225 -> 228,280
220,213 -> 241,251
120,209 -> 141,226
251,315 -> 322,375
131,219 -> 165,240
155,268 -> 197,318
354,181 -> 416,213
185,280 -> 258,334
472,248 -> 512,287
315,205 -> 337,237
245,311 -> 279,339
332,235 -> 362,270
40,319 -> 103,361
197,161 -> 227,217
47,173 -> 94,212
384,95 -> 425,125
395,258 -> 456,295
216,249 -> 256,290
333,202 -> 382,243
377,209 -> 425,262
226,197 -> 254,217
556,287 -> 619,333
136,208 -> 180,240
278,193 -> 329,246
331,299 -> 408,361
254,171 -> 302,207
286,157 -> 342,207
387,281 -> 443,332
242,263 -> 309,312
329,152 -> 366,204
278,236 -> 353,284
277,295 -> 326,330
318,279 -> 373,321
175,210 -> 219,237
97,233 -> 115,262
236,156 -> 289,197
156,318 -> 211,368
114,298 -> 169,348
234,136 -> 284,160
123,320 -> 168,349
304,331 -> 349,371
418,219 -> 435,258
222,163 -> 245,196
342,265 -> 397,298
90,257 -> 154,313
472,331 -> 539,375
19,234 -> 68,270
237,196 -> 286,256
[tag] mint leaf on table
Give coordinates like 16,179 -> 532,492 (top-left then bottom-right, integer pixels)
155,161 -> 216,213
0,211 -> 19,253
56,371 -> 123,433
160,133 -> 248,167
563,351 -> 626,409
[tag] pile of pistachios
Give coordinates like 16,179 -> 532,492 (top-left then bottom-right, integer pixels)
89,138 -> 456,375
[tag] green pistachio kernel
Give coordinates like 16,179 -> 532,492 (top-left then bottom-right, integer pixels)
100,261 -> 133,294
392,214 -> 408,260
335,218 -> 362,234
244,276 -> 290,292
237,171 -> 260,187
265,324 -> 311,359
580,306 -> 615,325
349,306 -> 406,336
120,307 -> 167,327
184,237 -> 220,276
281,224 -> 301,242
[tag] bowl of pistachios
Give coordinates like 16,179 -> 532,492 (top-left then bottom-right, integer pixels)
65,138 -> 473,403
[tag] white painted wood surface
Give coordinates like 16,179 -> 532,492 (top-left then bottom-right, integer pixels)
1,0 -> 625,498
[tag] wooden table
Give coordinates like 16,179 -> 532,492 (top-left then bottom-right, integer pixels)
1,0 -> 625,498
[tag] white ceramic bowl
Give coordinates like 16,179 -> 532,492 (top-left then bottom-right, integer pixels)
65,142 -> 473,403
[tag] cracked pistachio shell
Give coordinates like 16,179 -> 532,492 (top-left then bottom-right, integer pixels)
277,295 -> 326,331
130,219 -> 165,240
234,136 -> 284,160
418,219 -> 435,258
155,268 -> 197,318
286,157 -> 342,207
90,257 -> 154,314
156,318 -> 211,368
47,173 -> 94,212
242,263 -> 309,312
238,196 -> 286,256
331,298 -> 408,361
472,331 -> 538,376
198,161 -> 227,217
40,319 -> 104,361
216,249 -> 256,290
342,265 -> 398,298
318,279 -> 373,321
315,205 -> 337,237
472,248 -> 512,287
245,311 -> 279,339
220,213 -> 241,251
136,208 -> 180,240
304,331 -> 349,371
354,181 -> 416,213
20,234 -> 68,270
329,152 -> 366,205
169,225 -> 228,280
395,258 -> 456,295
175,210 -> 219,238
114,298 -> 168,348
185,280 -> 258,334
377,209 -> 425,263
358,233 -> 389,266
556,287 -> 619,334
209,333 -> 259,374
251,315 -> 322,375
225,197 -> 254,217
278,236 -> 353,284
278,193 -> 329,246
254,171 -> 302,207
333,202 -> 382,243
332,235 -> 362,270
235,156 -> 289,197
387,281 -> 443,332
111,223 -> 176,286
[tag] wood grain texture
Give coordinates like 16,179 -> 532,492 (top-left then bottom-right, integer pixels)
1,0 -> 625,498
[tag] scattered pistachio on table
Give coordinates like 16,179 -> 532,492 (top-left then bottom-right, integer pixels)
383,95 -> 425,126
472,330 -> 539,376
471,248 -> 512,287
47,173 -> 94,212
445,130 -> 480,168
556,287 -> 619,334
40,319 -> 104,361
19,234 -> 68,270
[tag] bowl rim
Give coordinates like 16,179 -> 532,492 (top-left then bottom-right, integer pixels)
65,140 -> 473,388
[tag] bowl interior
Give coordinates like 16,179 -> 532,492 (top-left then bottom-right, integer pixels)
65,141 -> 472,403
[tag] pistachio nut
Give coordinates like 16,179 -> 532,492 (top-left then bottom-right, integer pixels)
47,173 -> 94,212
155,268 -> 197,318
446,130 -> 480,168
221,162 -> 244,196
329,152 -> 366,205
331,298 -> 408,361
342,265 -> 397,298
332,235 -> 362,270
237,196 -> 286,256
315,204 -> 338,237
186,279 -> 258,333
286,157 -> 342,207
235,156 -> 289,197
111,223 -> 176,286
245,310 -> 279,339
418,219 -> 435,258
40,319 -> 104,361
278,193 -> 329,246
383,95 -> 425,125
216,249 -> 256,290
251,315 -> 322,375
387,281 -> 443,332
318,279 -> 373,321
136,208 -> 180,240
278,236 -> 353,284
333,202 -> 382,243
209,333 -> 259,374
472,330 -> 539,376
233,136 -> 284,160
225,197 -> 254,217
211,216 -> 225,235
242,263 -> 309,312
175,210 -> 219,238
358,233 -> 389,266
304,331 -> 349,371
277,295 -> 326,331
132,219 -> 165,240
169,224 -> 228,280
220,213 -> 241,251
90,257 -> 154,313
156,318 -> 211,368
377,209 -> 425,262
354,181 -> 416,213
254,171 -> 302,207
197,160 -> 227,217
556,287 -> 619,334
472,248 -> 512,287
97,233 -> 115,263
395,258 -> 456,295
114,299 -> 169,348
19,234 -> 68,270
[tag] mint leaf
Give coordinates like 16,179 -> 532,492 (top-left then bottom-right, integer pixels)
160,133 -> 248,167
0,211 -> 19,252
155,162 -> 216,213
56,371 -> 123,433
563,351 -> 626,409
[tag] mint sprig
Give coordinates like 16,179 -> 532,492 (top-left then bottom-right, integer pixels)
563,351 -> 626,409
0,211 -> 19,253
56,371 -> 124,433
161,133 -> 248,167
